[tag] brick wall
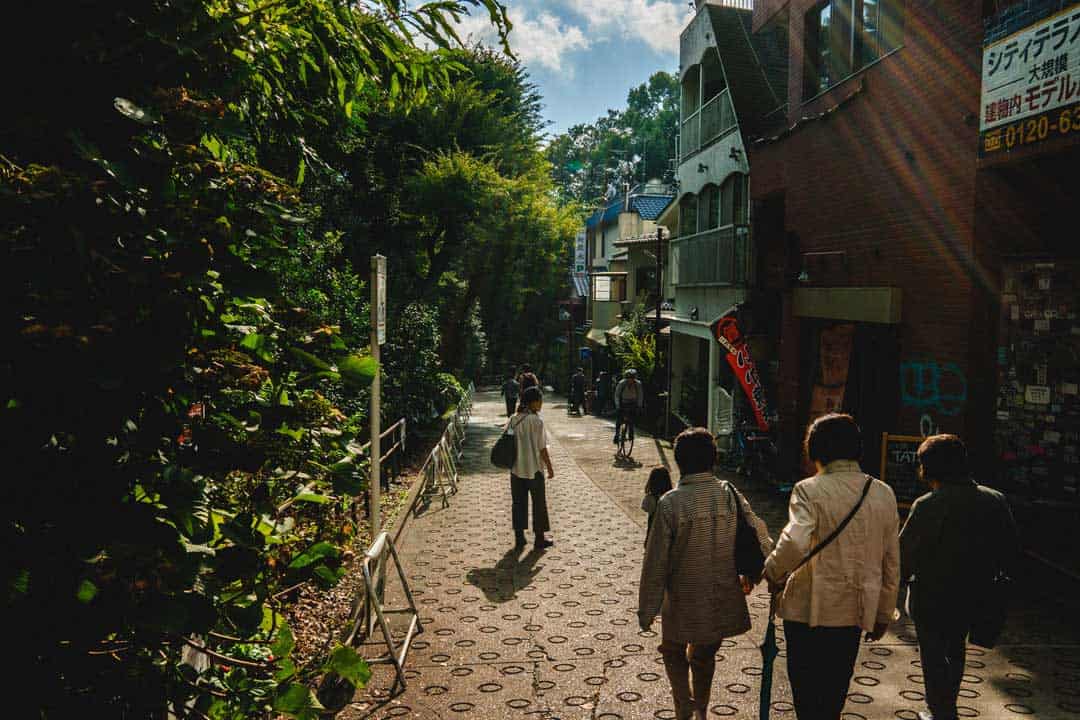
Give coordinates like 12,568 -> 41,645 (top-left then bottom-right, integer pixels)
747,0 -> 999,463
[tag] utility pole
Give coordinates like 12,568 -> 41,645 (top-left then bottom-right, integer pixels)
655,227 -> 667,439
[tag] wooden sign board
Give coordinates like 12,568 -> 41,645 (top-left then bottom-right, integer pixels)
880,433 -> 925,510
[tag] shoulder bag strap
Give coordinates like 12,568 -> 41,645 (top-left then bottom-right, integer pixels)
793,474 -> 874,574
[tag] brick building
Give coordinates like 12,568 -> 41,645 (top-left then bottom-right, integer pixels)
736,0 -> 1080,567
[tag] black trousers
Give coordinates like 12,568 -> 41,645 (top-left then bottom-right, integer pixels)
916,621 -> 967,720
510,472 -> 550,535
784,621 -> 862,720
505,396 -> 517,416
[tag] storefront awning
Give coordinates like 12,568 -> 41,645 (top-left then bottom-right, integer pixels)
571,275 -> 589,298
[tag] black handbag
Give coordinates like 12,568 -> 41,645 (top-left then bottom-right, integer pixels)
731,484 -> 766,579
490,416 -> 523,469
970,570 -> 1012,648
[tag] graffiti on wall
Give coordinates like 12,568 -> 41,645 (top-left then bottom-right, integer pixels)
900,359 -> 968,437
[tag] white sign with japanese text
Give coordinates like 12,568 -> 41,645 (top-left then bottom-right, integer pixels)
980,7 -> 1080,153
574,231 -> 587,274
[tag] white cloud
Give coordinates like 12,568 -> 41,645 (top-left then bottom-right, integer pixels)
562,0 -> 689,55
455,7 -> 590,74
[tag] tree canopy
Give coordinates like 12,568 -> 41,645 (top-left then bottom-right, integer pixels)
0,1 -> 580,717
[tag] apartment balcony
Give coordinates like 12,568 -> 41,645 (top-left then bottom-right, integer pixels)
983,0 -> 1078,44
672,225 -> 751,286
680,90 -> 737,162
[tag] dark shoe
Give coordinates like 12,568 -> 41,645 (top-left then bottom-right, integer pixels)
534,536 -> 554,549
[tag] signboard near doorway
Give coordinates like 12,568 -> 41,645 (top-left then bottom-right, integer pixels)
880,432 -> 923,510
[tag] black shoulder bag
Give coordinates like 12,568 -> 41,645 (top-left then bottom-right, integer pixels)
731,484 -> 766,579
490,415 -> 524,469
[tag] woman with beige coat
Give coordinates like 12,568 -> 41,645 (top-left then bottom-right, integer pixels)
764,413 -> 900,720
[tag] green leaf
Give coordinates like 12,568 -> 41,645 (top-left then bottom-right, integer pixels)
273,683 -> 324,715
312,564 -> 346,587
325,645 -> 371,688
276,423 -> 304,442
291,492 -> 331,505
337,354 -> 378,389
76,579 -> 98,603
288,347 -> 332,371
271,624 -> 295,659
287,541 -> 338,571
239,333 -> 274,362
331,471 -> 365,497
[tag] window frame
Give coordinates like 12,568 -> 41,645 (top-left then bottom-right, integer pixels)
802,0 -> 903,102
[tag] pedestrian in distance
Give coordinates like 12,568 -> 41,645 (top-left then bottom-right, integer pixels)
763,413 -> 900,720
569,366 -> 586,415
640,466 -> 673,548
516,364 -> 540,411
900,434 -> 1019,720
501,372 -> 519,417
613,369 -> 645,445
510,386 -> 555,550
639,428 -> 773,720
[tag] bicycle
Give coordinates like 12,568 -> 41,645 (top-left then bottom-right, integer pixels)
615,407 -> 636,459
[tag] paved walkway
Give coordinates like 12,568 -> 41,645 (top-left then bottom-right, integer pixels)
343,391 -> 1080,720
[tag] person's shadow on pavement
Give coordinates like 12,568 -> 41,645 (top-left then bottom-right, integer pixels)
466,546 -> 545,603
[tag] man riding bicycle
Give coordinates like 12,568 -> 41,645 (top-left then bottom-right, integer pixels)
613,369 -> 645,445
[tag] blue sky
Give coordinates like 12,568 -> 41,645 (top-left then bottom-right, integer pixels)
455,0 -> 692,138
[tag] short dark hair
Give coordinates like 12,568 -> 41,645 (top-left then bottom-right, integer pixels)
804,413 -> 862,465
917,434 -> 968,483
674,427 -> 716,475
521,385 -> 543,406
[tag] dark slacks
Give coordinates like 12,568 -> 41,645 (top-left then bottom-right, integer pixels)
659,630 -> 722,719
784,621 -> 862,720
510,472 -> 550,534
505,396 -> 517,416
916,621 -> 968,720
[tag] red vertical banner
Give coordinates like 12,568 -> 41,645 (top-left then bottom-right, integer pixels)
713,314 -> 770,432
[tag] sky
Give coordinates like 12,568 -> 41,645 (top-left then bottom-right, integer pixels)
454,0 -> 693,139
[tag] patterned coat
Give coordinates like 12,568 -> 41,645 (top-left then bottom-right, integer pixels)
638,473 -> 774,643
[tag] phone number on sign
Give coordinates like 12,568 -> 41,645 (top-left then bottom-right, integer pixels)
982,103 -> 1080,154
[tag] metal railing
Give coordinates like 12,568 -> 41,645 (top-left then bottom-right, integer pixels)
355,417 -> 407,492
417,384 -> 473,510
681,89 -> 737,160
673,225 -> 751,286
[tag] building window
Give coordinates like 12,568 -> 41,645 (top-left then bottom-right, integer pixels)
680,194 -> 699,236
592,276 -> 626,302
700,184 -> 720,231
719,173 -> 748,226
804,0 -> 901,98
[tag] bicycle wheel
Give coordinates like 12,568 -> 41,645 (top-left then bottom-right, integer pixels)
625,432 -> 634,458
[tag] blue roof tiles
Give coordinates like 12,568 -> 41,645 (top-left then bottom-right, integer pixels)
584,193 -> 673,229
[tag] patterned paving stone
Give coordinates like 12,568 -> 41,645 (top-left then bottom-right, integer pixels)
342,391 -> 1080,720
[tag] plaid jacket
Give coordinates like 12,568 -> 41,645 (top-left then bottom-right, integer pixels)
638,473 -> 774,643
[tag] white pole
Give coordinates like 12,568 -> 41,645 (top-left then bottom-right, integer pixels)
370,255 -> 386,537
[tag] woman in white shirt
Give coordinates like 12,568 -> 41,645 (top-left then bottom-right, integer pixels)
510,386 -> 555,549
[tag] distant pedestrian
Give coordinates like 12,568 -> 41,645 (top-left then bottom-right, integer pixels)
501,373 -> 519,417
595,371 -> 609,415
640,467 -> 672,548
510,386 -> 555,550
900,434 -> 1019,720
569,367 -> 585,415
639,428 -> 772,720
516,364 -> 540,411
764,413 -> 900,720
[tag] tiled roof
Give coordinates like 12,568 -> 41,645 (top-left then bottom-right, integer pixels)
585,193 -> 674,229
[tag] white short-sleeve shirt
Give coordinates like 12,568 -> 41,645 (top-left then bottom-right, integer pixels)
510,411 -> 548,479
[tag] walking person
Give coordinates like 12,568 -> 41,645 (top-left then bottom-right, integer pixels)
569,366 -> 586,415
763,413 -> 900,720
516,364 -> 540,410
900,434 -> 1019,720
640,466 -> 673,548
509,386 -> 555,550
639,428 -> 773,720
501,372 -> 519,417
